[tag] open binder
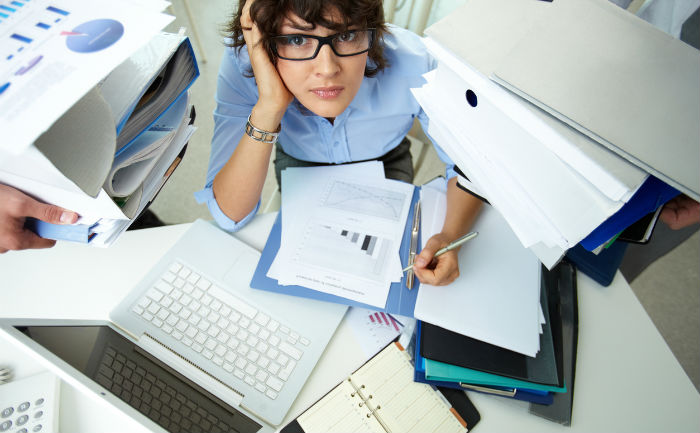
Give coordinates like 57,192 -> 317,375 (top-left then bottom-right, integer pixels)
0,32 -> 199,246
280,342 -> 479,433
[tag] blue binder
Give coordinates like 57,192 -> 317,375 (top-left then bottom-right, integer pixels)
580,176 -> 679,251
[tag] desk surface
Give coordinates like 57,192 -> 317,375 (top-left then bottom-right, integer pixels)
1,213 -> 699,433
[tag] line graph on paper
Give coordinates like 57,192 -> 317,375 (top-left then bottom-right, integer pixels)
292,221 -> 391,282
320,180 -> 407,221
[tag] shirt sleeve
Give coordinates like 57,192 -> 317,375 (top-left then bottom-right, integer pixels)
195,46 -> 262,232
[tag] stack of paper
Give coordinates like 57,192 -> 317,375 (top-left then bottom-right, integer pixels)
0,2 -> 199,246
267,162 -> 414,308
410,0 -> 692,268
414,179 -> 542,357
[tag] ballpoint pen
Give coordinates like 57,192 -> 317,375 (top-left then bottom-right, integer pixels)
405,201 -> 421,290
402,231 -> 479,272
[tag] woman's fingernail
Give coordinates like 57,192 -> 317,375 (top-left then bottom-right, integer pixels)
60,211 -> 73,223
415,257 -> 426,267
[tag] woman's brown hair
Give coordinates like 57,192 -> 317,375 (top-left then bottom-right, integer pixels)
225,0 -> 388,77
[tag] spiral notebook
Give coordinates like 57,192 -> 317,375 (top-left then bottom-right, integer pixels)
280,342 -> 478,433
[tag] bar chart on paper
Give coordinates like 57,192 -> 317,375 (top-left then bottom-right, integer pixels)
293,222 -> 392,283
347,308 -> 403,357
369,311 -> 402,332
2,2 -> 70,74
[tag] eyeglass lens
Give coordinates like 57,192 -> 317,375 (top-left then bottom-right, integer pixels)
274,30 -> 372,60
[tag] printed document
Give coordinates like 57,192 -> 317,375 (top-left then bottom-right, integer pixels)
268,163 -> 413,308
0,0 -> 172,156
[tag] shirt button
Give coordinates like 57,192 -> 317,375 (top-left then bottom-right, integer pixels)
334,142 -> 340,147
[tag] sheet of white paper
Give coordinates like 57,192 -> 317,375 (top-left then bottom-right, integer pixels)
414,178 -> 542,356
0,0 -> 173,155
268,161 -> 385,281
269,164 -> 414,308
431,61 -> 626,247
414,82 -> 564,253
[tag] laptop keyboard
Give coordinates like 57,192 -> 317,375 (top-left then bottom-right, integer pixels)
95,345 -> 242,433
130,261 -> 309,401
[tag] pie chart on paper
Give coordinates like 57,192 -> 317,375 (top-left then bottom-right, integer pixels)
64,19 -> 124,53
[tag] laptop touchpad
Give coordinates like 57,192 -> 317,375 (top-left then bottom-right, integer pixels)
222,251 -> 259,290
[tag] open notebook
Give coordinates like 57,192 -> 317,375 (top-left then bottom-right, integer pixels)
281,342 -> 478,433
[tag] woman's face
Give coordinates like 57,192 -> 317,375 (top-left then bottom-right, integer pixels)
274,11 -> 368,120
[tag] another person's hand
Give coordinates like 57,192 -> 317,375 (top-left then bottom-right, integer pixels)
241,0 -> 294,115
412,232 -> 461,286
660,195 -> 700,230
0,184 -> 79,253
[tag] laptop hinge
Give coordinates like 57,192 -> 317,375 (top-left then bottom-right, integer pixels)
137,333 -> 244,408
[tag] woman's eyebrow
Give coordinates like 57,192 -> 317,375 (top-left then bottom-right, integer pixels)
280,18 -> 315,32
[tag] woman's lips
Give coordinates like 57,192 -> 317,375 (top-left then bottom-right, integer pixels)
311,86 -> 344,99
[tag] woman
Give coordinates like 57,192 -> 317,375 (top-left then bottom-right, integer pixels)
196,0 -> 482,285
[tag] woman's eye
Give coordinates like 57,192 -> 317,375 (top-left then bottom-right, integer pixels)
336,32 -> 356,42
287,35 -> 307,46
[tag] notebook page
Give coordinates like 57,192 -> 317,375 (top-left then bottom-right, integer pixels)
297,379 -> 385,432
350,343 -> 466,433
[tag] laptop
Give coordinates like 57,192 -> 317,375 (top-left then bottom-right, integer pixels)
0,219 -> 348,433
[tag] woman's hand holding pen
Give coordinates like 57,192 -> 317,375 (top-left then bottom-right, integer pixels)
413,177 -> 483,286
412,232 -> 461,285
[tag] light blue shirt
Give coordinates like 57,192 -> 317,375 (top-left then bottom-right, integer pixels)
196,25 -> 456,231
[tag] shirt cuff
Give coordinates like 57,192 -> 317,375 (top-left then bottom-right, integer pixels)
444,164 -> 458,181
194,187 -> 261,232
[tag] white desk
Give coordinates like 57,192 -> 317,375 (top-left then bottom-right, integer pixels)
1,213 -> 699,432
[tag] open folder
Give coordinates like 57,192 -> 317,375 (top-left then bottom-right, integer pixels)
252,173 -> 543,356
251,187 -> 423,317
1,32 -> 199,246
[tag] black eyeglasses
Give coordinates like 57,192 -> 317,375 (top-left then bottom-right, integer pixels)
270,29 -> 376,61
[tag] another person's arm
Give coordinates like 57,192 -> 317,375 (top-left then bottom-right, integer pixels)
0,184 -> 78,253
413,177 -> 483,285
660,194 -> 700,230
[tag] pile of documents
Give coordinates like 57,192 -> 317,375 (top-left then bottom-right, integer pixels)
414,180 -> 542,357
412,0 -> 699,268
268,162 -> 414,308
411,179 -> 578,420
0,0 -> 199,246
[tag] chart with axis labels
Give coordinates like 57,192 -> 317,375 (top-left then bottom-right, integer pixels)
320,180 -> 408,221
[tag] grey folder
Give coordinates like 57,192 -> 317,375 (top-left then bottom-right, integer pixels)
427,0 -> 699,201
424,0 -> 647,198
489,0 -> 699,200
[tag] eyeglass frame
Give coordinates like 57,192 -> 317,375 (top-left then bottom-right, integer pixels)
269,29 -> 376,61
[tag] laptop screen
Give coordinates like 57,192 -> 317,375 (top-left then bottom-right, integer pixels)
16,325 -> 263,433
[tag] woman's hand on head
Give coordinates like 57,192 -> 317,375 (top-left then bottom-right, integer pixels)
241,0 -> 293,123
412,232 -> 461,286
